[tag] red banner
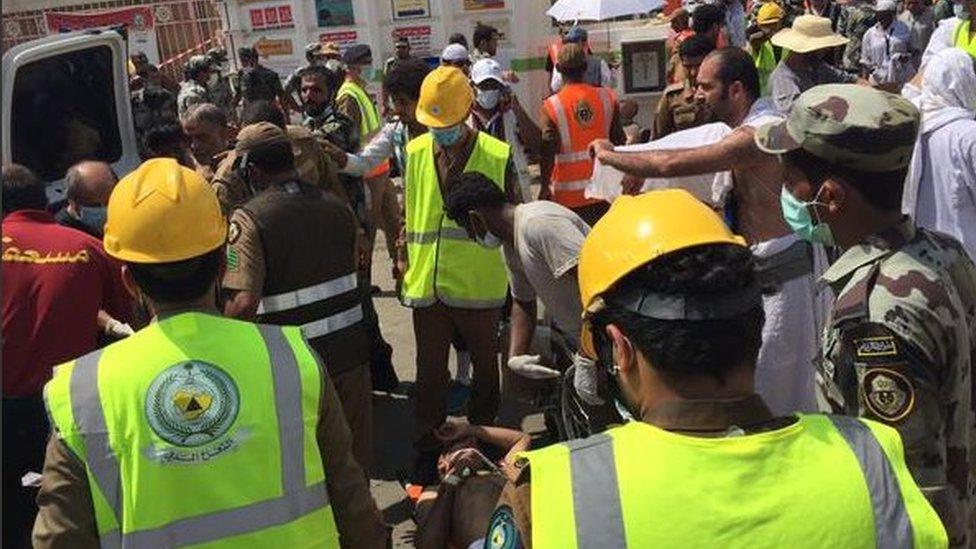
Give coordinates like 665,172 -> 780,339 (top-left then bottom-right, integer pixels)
45,6 -> 154,33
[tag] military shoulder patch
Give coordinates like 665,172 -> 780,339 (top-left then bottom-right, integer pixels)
854,335 -> 898,358
228,221 -> 241,245
485,505 -> 522,549
860,367 -> 915,423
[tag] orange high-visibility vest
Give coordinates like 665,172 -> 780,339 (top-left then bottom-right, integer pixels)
543,83 -> 616,209
548,42 -> 562,68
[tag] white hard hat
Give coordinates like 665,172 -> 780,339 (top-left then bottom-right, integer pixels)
471,58 -> 507,87
441,43 -> 469,62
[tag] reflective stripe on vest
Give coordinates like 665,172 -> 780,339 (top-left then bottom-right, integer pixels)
954,19 -> 976,57
257,272 -> 358,315
301,303 -> 364,339
544,84 -> 615,208
523,415 -> 947,548
45,317 -> 337,547
401,131 -> 510,309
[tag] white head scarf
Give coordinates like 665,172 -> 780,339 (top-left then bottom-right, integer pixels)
903,48 -> 976,215
915,47 -> 976,134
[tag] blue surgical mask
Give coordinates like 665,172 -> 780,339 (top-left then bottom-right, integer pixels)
430,124 -> 464,147
954,2 -> 971,19
780,186 -> 834,245
77,205 -> 107,233
476,89 -> 502,110
475,230 -> 502,249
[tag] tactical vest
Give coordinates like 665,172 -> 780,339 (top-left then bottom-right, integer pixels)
954,19 -> 976,57
523,416 -> 947,549
44,313 -> 340,547
242,180 -> 369,375
543,83 -> 616,208
402,131 -> 510,309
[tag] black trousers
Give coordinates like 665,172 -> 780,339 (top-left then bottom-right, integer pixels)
3,395 -> 49,549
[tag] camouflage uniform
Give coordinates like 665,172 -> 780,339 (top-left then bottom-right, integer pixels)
836,0 -> 876,72
756,84 -> 976,547
209,74 -> 236,124
177,80 -> 212,119
210,124 -> 345,214
652,80 -> 714,139
303,108 -> 369,232
131,86 -> 177,156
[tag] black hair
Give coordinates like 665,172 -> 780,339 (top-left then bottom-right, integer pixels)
784,148 -> 906,212
443,171 -> 507,228
590,244 -> 764,384
383,57 -> 432,100
449,32 -> 469,48
128,248 -> 222,304
238,47 -> 258,61
473,24 -> 498,48
2,163 -> 47,213
679,33 -> 716,60
249,140 -> 294,174
143,122 -> 187,158
709,47 -> 761,101
241,100 -> 287,129
692,4 -> 725,34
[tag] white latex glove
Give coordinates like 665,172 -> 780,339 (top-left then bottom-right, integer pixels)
506,355 -> 560,380
104,318 -> 134,338
572,353 -> 605,405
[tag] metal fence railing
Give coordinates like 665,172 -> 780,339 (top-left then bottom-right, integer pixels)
2,0 -> 223,81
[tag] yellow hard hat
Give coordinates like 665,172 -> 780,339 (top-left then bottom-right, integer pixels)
104,158 -> 227,263
578,189 -> 747,357
415,66 -> 474,128
757,2 -> 785,25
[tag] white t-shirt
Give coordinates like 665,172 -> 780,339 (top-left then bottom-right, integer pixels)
503,201 -> 590,346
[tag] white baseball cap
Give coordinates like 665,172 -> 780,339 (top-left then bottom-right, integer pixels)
875,0 -> 897,11
440,43 -> 470,62
471,58 -> 507,87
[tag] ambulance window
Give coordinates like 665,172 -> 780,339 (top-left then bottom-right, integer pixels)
10,45 -> 122,182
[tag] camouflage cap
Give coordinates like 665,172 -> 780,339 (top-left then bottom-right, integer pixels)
235,122 -> 289,154
305,42 -> 323,56
206,47 -> 228,63
755,84 -> 920,172
185,55 -> 212,73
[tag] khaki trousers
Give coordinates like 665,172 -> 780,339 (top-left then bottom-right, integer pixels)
332,363 -> 373,474
365,173 -> 400,263
413,303 -> 501,450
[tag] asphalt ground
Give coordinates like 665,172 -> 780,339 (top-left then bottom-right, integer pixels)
365,229 -> 548,547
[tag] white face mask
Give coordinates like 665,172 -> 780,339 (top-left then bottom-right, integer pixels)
207,72 -> 219,86
476,89 -> 502,110
476,230 -> 502,249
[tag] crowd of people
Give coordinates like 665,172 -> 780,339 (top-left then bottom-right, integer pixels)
2,1 -> 976,547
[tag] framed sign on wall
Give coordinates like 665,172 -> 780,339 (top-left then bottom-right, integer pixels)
621,40 -> 667,93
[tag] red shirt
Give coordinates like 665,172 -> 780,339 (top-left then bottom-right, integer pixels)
2,210 -> 131,396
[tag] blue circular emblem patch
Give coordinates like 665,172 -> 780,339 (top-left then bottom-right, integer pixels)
486,505 -> 521,549
145,361 -> 240,447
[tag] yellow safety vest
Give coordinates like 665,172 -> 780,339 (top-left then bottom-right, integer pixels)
402,131 -> 510,309
954,19 -> 976,58
337,80 -> 381,141
523,415 -> 947,549
753,41 -> 778,96
44,312 -> 340,547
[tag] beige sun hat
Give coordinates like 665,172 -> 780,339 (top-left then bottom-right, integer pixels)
770,15 -> 849,53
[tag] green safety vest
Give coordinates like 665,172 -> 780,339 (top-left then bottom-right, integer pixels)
523,415 -> 947,549
44,312 -> 340,547
753,41 -> 778,96
337,80 -> 381,141
954,19 -> 976,58
402,131 -> 510,309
